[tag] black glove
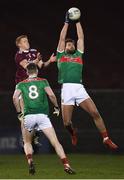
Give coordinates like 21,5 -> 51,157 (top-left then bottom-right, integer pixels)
17,112 -> 24,121
65,12 -> 70,23
53,107 -> 60,116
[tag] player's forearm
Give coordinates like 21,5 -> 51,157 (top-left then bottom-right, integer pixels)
49,95 -> 59,108
59,23 -> 69,41
37,60 -> 51,69
44,59 -> 51,67
37,60 -> 43,68
33,58 -> 39,64
13,97 -> 21,112
76,22 -> 84,40
20,60 -> 29,69
41,54 -> 56,68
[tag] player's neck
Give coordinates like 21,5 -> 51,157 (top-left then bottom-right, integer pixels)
29,74 -> 37,78
19,48 -> 29,52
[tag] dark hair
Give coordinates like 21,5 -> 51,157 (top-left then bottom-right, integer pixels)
15,35 -> 28,47
27,63 -> 38,74
65,38 -> 75,46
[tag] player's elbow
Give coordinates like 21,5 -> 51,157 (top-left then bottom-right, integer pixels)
78,38 -> 84,43
12,95 -> 16,103
13,94 -> 19,103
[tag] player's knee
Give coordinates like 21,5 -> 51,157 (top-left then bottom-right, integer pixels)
24,142 -> 31,147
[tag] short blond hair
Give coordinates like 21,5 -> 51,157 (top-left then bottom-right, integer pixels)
15,35 -> 28,47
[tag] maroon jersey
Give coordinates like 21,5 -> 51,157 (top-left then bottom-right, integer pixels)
15,49 -> 38,84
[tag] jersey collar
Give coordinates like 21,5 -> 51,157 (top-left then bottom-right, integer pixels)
19,48 -> 29,53
29,75 -> 37,79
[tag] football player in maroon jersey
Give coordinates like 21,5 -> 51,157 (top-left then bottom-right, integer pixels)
15,34 -> 56,149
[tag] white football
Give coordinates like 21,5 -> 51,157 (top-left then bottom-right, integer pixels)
68,7 -> 81,20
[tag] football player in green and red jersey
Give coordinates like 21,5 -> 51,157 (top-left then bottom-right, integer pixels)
56,12 -> 118,150
13,63 -> 75,175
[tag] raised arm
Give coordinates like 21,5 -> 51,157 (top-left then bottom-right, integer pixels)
38,53 -> 56,69
76,22 -> 84,53
57,12 -> 70,52
57,23 -> 69,52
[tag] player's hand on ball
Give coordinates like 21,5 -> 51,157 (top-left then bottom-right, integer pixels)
68,7 -> 81,22
53,107 -> 60,116
49,53 -> 56,63
65,12 -> 70,23
17,112 -> 24,121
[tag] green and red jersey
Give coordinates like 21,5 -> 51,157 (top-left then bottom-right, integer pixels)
16,77 -> 50,116
56,50 -> 84,84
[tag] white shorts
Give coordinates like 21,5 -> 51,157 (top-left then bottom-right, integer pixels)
61,83 -> 90,105
24,114 -> 52,132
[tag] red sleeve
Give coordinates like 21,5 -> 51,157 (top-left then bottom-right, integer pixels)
15,52 -> 26,65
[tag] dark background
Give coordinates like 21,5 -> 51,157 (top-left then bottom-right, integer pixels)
0,0 -> 124,90
0,0 -> 124,154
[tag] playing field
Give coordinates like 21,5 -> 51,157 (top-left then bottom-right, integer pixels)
0,154 -> 123,179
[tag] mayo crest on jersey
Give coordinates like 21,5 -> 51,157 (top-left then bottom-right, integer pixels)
16,77 -> 50,116
57,50 -> 84,84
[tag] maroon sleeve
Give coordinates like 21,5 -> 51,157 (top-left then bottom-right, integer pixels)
15,52 -> 26,65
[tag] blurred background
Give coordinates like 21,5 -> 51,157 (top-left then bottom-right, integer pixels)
0,0 -> 124,154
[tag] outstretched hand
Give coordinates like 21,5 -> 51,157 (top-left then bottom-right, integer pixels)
49,53 -> 56,63
33,53 -> 42,64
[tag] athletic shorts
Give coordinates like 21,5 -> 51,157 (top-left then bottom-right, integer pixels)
24,114 -> 52,132
61,83 -> 90,105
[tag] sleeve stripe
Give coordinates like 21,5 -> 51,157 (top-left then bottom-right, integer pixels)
77,49 -> 84,54
57,49 -> 64,53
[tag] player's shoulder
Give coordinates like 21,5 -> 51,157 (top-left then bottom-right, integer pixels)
16,81 -> 23,89
36,78 -> 49,86
36,77 -> 48,82
56,50 -> 65,59
15,79 -> 30,87
15,50 -> 25,60
15,50 -> 22,57
57,49 -> 65,54
22,77 -> 47,82
21,79 -> 29,83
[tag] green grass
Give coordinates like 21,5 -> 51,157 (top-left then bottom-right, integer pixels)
0,154 -> 124,179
